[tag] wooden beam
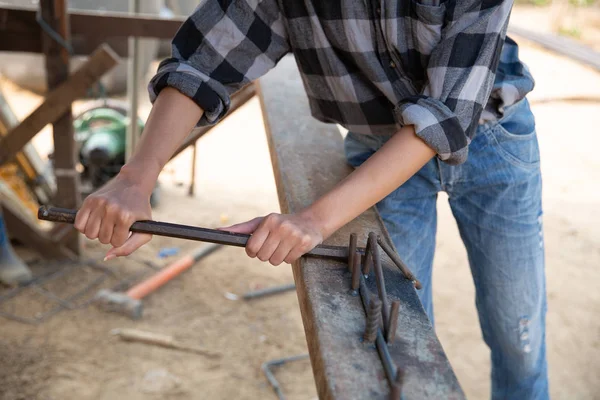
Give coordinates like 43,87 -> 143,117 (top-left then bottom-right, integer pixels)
0,85 -> 56,205
170,84 -> 257,160
258,56 -> 464,399
41,0 -> 81,255
0,181 -> 75,260
0,6 -> 184,55
509,26 -> 600,72
0,45 -> 119,166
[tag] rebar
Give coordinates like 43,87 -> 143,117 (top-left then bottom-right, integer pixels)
348,233 -> 357,272
377,236 -> 422,290
351,253 -> 361,292
389,367 -> 405,400
370,232 -> 390,335
242,283 -> 295,300
386,300 -> 400,344
364,296 -> 382,343
262,353 -> 310,400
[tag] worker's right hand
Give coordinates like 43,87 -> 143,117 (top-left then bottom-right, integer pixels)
74,172 -> 153,260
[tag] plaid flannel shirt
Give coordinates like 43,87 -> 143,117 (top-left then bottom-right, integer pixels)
149,0 -> 534,164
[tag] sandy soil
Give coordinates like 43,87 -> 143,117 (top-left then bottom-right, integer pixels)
1,11 -> 599,400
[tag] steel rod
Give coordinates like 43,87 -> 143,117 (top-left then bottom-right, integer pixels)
377,236 -> 422,290
363,296 -> 381,342
369,232 -> 390,335
357,272 -> 398,392
351,252 -> 361,291
242,283 -> 296,300
386,300 -> 400,344
348,233 -> 357,272
38,207 -> 363,261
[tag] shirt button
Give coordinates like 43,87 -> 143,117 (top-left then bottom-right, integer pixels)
389,61 -> 396,69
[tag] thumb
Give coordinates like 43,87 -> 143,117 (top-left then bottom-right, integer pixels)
218,217 -> 264,234
104,233 -> 152,260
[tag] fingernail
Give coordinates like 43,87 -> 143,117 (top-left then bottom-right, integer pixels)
103,254 -> 116,262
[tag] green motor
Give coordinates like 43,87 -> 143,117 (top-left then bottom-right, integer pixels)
75,106 -> 143,188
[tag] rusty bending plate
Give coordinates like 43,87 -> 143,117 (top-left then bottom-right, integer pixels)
258,56 -> 465,400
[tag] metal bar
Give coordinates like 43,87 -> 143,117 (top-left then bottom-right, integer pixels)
348,233 -> 357,272
377,236 -> 422,290
362,233 -> 373,275
351,252 -> 361,292
363,296 -> 381,343
38,206 -> 365,261
386,300 -> 400,344
357,272 -> 398,392
242,283 -> 296,300
262,354 -> 310,400
369,233 -> 390,335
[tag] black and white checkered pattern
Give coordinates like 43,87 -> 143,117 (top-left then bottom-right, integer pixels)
149,0 -> 534,164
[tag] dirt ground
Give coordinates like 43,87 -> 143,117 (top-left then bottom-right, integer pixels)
1,9 -> 599,400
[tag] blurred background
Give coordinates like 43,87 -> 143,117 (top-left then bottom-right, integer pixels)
0,1 -> 598,399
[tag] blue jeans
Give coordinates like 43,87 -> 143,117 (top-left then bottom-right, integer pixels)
344,99 -> 549,400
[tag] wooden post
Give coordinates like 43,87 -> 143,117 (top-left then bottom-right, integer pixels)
126,0 -> 142,161
40,0 -> 81,256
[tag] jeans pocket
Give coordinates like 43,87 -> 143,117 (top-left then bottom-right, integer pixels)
484,101 -> 541,170
344,132 -> 387,168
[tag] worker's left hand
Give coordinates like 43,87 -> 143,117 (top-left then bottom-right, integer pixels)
220,212 -> 323,265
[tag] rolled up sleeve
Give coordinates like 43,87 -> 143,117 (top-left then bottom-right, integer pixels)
148,0 -> 290,126
395,0 -> 513,164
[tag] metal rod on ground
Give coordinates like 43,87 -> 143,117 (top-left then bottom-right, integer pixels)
377,236 -> 422,290
262,354 -> 310,400
38,206 -> 365,261
242,283 -> 295,300
94,243 -> 222,319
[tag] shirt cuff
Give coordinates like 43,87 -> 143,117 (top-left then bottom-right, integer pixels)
394,96 -> 469,165
148,58 -> 231,126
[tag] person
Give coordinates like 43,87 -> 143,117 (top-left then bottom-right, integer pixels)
74,1 -> 547,398
0,206 -> 32,286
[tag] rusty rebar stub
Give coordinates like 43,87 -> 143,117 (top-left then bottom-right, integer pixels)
386,300 -> 400,344
351,252 -> 361,292
377,236 -> 423,290
363,297 -> 382,343
369,232 -> 390,333
362,234 -> 373,276
389,367 -> 405,400
348,233 -> 357,272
